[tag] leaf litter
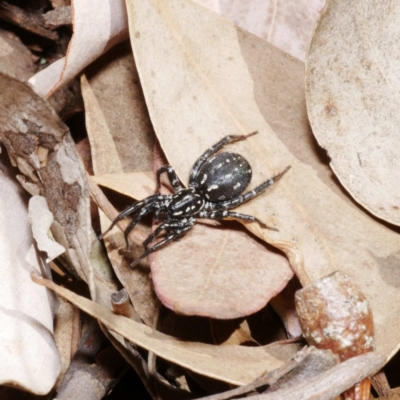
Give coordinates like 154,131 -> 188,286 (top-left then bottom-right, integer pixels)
306,0 -> 400,227
124,0 -> 400,361
2,0 -> 400,398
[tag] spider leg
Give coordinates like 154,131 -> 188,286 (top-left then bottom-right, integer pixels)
123,202 -> 161,247
209,166 -> 291,211
189,131 -> 258,186
131,223 -> 194,267
142,219 -> 191,248
199,210 -> 277,231
99,194 -> 165,240
155,165 -> 184,193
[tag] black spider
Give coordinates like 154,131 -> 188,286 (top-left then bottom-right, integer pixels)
100,132 -> 290,266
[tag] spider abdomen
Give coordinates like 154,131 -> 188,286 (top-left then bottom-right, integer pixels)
196,152 -> 252,201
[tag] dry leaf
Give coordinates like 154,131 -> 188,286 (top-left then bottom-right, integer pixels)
196,0 -> 325,61
28,0 -> 129,97
93,171 -> 155,200
125,0 -> 400,360
0,154 -> 60,394
53,298 -> 75,389
81,43 -> 158,326
33,275 -> 285,386
306,0 -> 400,226
151,222 -> 292,318
28,195 -> 66,262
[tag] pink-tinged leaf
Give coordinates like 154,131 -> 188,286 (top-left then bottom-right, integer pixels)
151,222 -> 292,319
196,0 -> 326,61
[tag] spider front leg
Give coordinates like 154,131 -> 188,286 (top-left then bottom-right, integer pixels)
123,201 -> 163,247
155,165 -> 184,193
210,166 -> 291,211
99,194 -> 165,240
132,222 -> 194,267
189,131 -> 258,186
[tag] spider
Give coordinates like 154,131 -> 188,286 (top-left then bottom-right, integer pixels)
100,131 -> 290,266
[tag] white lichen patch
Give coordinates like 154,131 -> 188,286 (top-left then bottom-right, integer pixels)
356,300 -> 369,315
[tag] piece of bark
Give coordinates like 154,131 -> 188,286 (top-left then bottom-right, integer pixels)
246,352 -> 385,400
0,2 -> 58,41
0,29 -> 36,80
43,6 -> 72,28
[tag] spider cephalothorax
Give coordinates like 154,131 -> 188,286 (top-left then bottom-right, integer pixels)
101,132 -> 290,266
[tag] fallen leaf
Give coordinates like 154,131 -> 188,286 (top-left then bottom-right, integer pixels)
81,42 -> 158,326
196,0 -> 325,61
93,171 -> 155,200
53,298 -> 74,389
152,222 -> 292,319
28,0 -> 129,97
306,0 -> 400,226
0,154 -> 60,394
33,275 -> 285,386
125,0 -> 400,360
28,195 -> 66,262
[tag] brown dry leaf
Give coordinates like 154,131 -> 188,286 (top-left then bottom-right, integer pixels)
0,154 -> 60,394
33,275 -> 285,386
125,0 -> 400,359
92,171 -> 155,200
306,1 -> 400,226
28,0 -> 128,97
81,41 -> 158,326
196,0 -> 325,61
53,298 -> 75,389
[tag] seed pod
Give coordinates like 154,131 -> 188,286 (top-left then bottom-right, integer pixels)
295,271 -> 374,399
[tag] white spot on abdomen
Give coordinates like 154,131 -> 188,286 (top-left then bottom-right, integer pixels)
207,184 -> 219,192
